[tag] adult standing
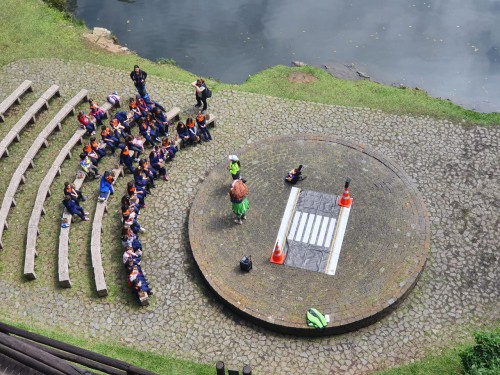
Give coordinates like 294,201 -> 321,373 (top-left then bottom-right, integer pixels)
191,78 -> 208,112
130,65 -> 148,96
229,179 -> 249,225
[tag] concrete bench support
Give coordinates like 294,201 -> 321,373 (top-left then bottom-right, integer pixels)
0,80 -> 33,122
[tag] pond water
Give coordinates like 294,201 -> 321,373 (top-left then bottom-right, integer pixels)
73,0 -> 500,113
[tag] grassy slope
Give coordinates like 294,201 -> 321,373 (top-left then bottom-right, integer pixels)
1,0 -> 499,126
0,1 -> 496,374
236,66 -> 500,126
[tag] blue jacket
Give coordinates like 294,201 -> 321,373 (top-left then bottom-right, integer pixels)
100,176 -> 114,195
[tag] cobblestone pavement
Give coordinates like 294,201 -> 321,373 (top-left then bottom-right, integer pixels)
189,135 -> 429,334
0,59 -> 498,374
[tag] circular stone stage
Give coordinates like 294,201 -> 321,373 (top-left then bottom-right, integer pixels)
189,135 -> 429,335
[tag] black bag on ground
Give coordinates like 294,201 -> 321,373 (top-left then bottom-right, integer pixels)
240,255 -> 252,272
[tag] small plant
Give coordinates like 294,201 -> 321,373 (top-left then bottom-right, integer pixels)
156,58 -> 177,66
460,330 -> 500,375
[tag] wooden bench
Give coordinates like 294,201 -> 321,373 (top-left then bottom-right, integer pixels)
100,98 -> 121,119
24,128 -> 86,280
58,95 -> 120,286
90,164 -> 124,297
174,113 -> 216,150
206,113 -> 216,128
0,85 -> 60,159
166,107 -> 180,122
0,89 -> 89,250
0,80 -> 33,122
58,170 -> 86,288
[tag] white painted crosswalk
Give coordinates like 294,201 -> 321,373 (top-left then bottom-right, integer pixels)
288,211 -> 337,249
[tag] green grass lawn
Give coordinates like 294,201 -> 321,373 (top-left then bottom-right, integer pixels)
377,348 -> 464,375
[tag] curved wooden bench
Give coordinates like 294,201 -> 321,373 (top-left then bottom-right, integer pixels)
24,128 -> 86,280
101,98 -> 120,118
0,89 -> 89,250
0,80 -> 33,122
58,170 -> 86,288
91,165 -> 124,296
57,97 -> 120,287
165,107 -> 180,122
0,85 -> 60,159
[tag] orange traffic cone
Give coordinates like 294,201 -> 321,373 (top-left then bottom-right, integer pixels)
270,242 -> 285,264
338,178 -> 353,208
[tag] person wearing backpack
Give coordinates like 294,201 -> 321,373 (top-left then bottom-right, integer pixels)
191,78 -> 210,112
229,179 -> 249,225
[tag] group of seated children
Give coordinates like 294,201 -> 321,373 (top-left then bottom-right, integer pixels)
77,94 -> 179,184
121,183 -> 153,300
176,112 -> 212,146
67,88 -> 214,300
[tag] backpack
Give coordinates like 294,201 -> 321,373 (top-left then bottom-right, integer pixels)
306,308 -> 328,330
230,180 -> 249,201
204,87 -> 212,98
240,255 -> 252,272
107,93 -> 121,105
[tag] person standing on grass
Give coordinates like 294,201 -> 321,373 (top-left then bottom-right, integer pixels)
130,65 -> 148,96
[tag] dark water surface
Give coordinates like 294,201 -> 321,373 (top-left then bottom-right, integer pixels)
74,0 -> 500,112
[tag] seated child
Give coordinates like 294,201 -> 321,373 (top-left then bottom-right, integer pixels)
89,99 -> 106,125
120,145 -> 135,173
129,97 -> 142,120
161,138 -> 177,161
100,125 -> 120,154
98,170 -> 115,201
64,182 -> 86,202
149,148 -> 168,181
196,111 -> 212,141
152,107 -> 169,136
285,165 -> 304,184
186,117 -> 201,144
90,137 -> 107,159
62,196 -> 89,221
77,111 -> 96,136
79,153 -> 100,179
